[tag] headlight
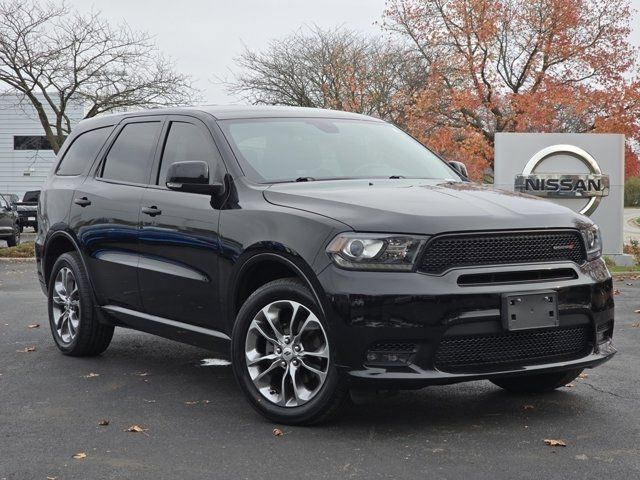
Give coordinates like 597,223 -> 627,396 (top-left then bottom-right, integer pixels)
326,233 -> 427,271
581,225 -> 602,261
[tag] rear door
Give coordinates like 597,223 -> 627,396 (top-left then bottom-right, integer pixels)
70,117 -> 163,310
138,116 -> 226,329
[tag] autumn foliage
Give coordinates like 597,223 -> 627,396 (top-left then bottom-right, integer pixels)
384,0 -> 640,179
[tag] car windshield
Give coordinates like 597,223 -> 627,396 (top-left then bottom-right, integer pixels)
218,117 -> 459,183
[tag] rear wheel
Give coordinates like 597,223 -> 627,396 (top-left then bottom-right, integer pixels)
48,252 -> 114,356
490,368 -> 583,393
232,278 -> 348,425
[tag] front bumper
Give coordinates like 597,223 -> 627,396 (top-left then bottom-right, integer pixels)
317,258 -> 615,388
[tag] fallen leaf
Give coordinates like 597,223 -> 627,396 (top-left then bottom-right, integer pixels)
565,383 -> 575,388
83,372 -> 99,378
626,283 -> 633,286
98,419 -> 110,426
185,400 -> 210,405
522,404 -> 535,410
72,452 -> 87,459
613,289 -> 621,295
272,428 -> 284,437
17,346 -> 36,352
125,425 -> 148,433
135,372 -> 148,377
27,324 -> 40,328
46,476 -> 57,480
634,310 -> 640,314
632,323 -> 640,328
143,399 -> 156,403
544,439 -> 567,447
578,373 -> 589,379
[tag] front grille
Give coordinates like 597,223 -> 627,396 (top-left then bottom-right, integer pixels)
434,326 -> 591,372
457,268 -> 578,286
419,231 -> 586,274
370,342 -> 418,353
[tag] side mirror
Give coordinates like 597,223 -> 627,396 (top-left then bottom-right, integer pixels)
165,161 -> 224,195
448,160 -> 469,179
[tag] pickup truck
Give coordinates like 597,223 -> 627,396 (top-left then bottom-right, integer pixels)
16,190 -> 39,232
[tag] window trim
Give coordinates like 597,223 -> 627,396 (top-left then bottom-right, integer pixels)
54,125 -> 115,177
94,116 -> 165,188
148,115 -> 228,192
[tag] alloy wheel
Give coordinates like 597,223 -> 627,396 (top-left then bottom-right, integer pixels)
51,267 -> 80,344
245,300 -> 330,407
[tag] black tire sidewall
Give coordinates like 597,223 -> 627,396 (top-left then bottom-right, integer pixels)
231,280 -> 343,424
7,223 -> 19,247
47,252 -> 91,353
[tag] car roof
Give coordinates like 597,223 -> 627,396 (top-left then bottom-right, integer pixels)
75,105 -> 383,131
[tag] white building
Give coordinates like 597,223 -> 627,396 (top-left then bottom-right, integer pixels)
0,93 -> 84,197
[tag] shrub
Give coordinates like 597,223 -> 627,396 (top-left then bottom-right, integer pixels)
623,239 -> 640,265
624,177 -> 640,207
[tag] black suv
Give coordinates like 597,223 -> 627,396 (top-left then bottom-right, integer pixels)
0,193 -> 20,246
37,106 -> 615,424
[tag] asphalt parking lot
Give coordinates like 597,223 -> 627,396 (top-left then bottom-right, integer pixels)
1,261 -> 639,479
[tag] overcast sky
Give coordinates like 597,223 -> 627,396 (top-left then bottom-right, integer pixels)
68,0 -> 640,104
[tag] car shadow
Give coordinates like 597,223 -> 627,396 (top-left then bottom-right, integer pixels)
54,330 -> 597,433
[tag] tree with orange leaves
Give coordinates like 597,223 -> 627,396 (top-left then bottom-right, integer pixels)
384,0 -> 640,180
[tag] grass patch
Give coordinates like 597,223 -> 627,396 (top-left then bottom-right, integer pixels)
608,264 -> 640,273
0,241 -> 35,258
634,217 -> 640,227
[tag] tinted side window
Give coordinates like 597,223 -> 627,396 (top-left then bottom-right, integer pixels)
158,122 -> 221,185
0,195 -> 7,209
56,127 -> 112,176
101,122 -> 161,184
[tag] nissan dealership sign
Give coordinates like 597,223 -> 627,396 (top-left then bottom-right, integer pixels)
494,133 -> 625,258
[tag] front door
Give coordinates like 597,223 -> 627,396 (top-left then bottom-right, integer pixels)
138,117 -> 226,330
0,195 -> 13,237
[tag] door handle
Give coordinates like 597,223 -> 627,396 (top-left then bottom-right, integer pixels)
141,206 -> 162,217
73,197 -> 91,207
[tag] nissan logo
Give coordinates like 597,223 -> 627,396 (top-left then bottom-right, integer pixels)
514,144 -> 610,216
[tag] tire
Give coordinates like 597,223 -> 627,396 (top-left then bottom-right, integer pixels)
231,278 -> 348,425
490,368 -> 584,393
6,223 -> 20,247
47,252 -> 114,356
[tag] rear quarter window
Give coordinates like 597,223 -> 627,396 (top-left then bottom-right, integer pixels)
56,127 -> 112,176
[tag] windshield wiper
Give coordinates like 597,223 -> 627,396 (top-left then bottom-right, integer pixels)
295,176 -> 316,182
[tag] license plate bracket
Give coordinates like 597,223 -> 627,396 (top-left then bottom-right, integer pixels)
502,290 -> 558,331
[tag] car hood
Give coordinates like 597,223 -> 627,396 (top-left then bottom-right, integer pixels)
263,179 -> 591,234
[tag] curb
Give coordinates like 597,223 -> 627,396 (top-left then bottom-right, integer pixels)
0,257 -> 36,262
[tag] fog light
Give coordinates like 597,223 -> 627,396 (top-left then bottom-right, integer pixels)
596,321 -> 613,344
364,342 -> 418,366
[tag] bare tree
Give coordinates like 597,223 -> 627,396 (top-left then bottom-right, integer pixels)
0,0 -> 199,153
227,26 -> 426,124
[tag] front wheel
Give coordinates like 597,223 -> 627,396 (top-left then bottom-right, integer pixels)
6,223 -> 20,247
231,278 -> 348,425
490,368 -> 584,393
